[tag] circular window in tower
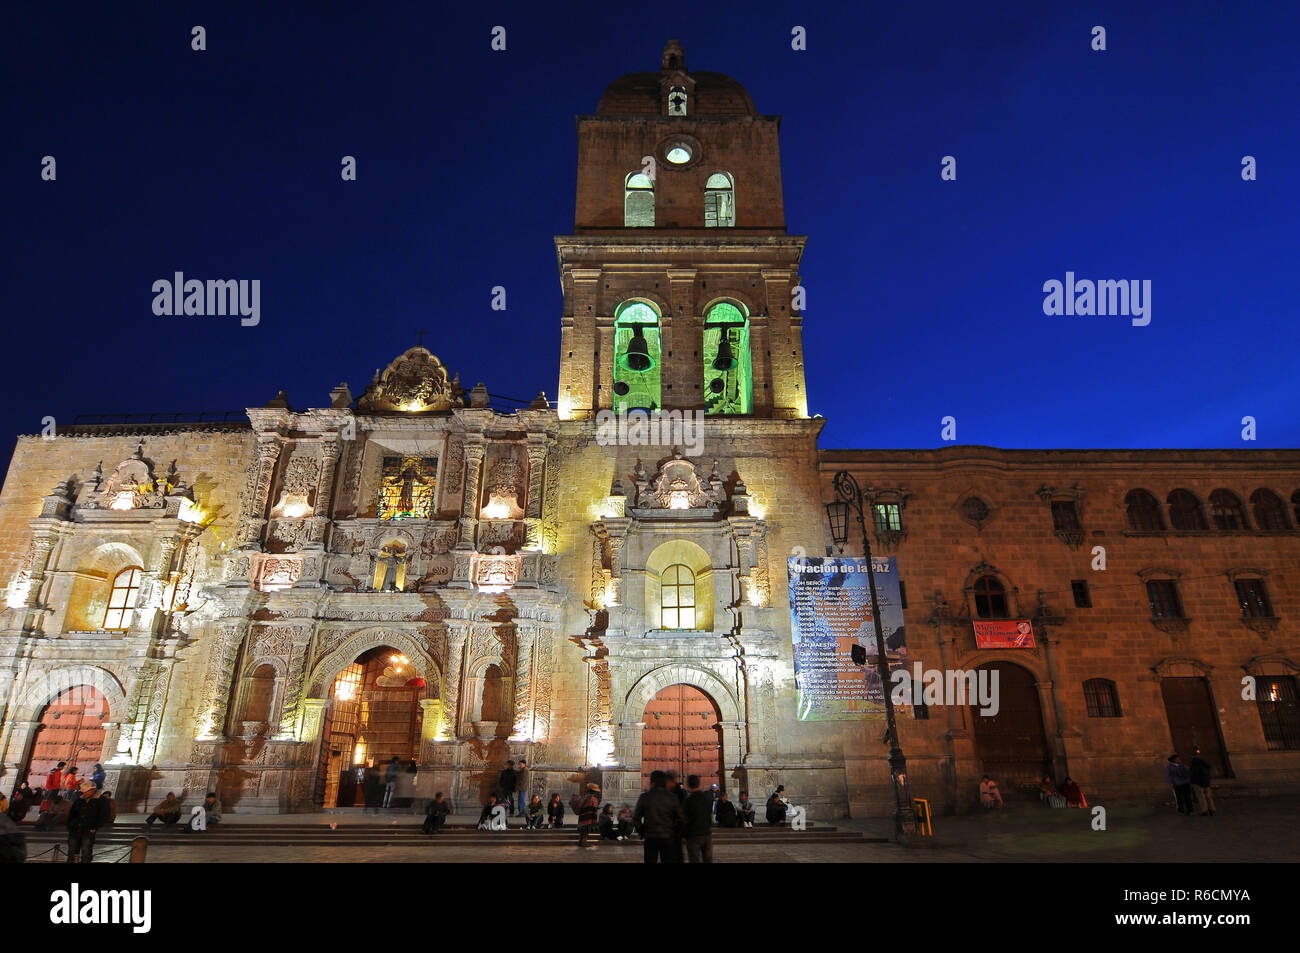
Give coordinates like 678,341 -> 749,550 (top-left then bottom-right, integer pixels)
665,143 -> 693,164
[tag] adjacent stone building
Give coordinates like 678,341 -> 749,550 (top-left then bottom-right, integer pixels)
1,43 -> 1296,819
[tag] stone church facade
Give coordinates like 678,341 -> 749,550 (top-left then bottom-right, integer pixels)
2,43 -> 1298,818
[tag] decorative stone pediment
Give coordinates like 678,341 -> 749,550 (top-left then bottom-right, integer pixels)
357,346 -> 463,413
77,442 -> 193,516
630,451 -> 724,518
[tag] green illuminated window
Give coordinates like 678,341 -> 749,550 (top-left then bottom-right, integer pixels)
624,172 -> 654,227
703,301 -> 751,415
613,301 -> 661,412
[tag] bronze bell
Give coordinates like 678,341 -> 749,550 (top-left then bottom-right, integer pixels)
620,325 -> 655,372
712,332 -> 737,371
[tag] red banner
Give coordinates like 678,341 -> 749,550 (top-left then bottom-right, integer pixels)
973,619 -> 1035,648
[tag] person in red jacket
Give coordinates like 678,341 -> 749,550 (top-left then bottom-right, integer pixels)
62,767 -> 80,801
44,763 -> 65,801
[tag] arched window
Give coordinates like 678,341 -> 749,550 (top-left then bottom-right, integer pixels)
613,301 -> 661,413
1209,489 -> 1248,531
1167,489 -> 1208,531
704,172 -> 734,227
239,664 -> 277,725
624,172 -> 654,227
661,564 -> 696,629
1125,489 -> 1164,531
103,567 -> 142,630
972,575 -> 1008,619
1249,489 -> 1289,532
1083,678 -> 1122,717
703,301 -> 751,415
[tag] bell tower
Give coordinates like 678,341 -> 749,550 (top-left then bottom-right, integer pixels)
556,40 -> 809,421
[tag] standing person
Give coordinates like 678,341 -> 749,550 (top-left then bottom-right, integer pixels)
364,768 -> 384,816
546,793 -> 565,828
62,767 -> 80,800
576,783 -> 601,848
382,756 -> 401,809
524,794 -> 544,830
66,784 -> 107,862
514,760 -> 529,816
400,759 -> 418,811
497,760 -> 518,815
633,770 -> 685,864
423,792 -> 450,834
737,790 -> 756,829
1189,748 -> 1216,816
980,775 -> 1004,808
715,792 -> 739,828
145,792 -> 182,827
683,775 -> 714,863
1166,755 -> 1193,815
90,764 -> 106,791
44,762 -> 64,803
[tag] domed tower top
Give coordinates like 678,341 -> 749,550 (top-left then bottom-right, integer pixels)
595,39 -> 757,118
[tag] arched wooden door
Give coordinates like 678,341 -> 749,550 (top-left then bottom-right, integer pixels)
970,663 -> 1050,788
1161,677 -> 1229,776
25,685 -> 108,783
641,684 -> 724,793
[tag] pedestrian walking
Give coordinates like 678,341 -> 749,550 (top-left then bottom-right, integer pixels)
633,770 -> 685,864
684,775 -> 714,863
66,784 -> 108,862
1166,755 -> 1193,815
1189,748 -> 1216,816
382,756 -> 401,809
576,783 -> 601,848
44,762 -> 64,802
364,768 -> 384,815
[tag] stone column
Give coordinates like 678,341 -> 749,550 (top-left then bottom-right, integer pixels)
20,531 -> 58,609
456,436 -> 486,550
510,626 -> 536,740
308,436 -> 341,547
276,627 -> 315,740
238,435 -> 282,549
298,698 -> 330,746
418,699 -> 444,759
137,659 -> 176,766
194,621 -> 249,741
441,624 -> 469,738
522,435 -> 547,551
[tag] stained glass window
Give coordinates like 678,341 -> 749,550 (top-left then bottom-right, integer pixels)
377,456 -> 437,520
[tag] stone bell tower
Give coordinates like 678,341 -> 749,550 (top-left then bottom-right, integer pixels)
556,39 -> 810,421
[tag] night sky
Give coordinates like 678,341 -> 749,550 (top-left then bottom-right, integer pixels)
4,1 -> 1297,457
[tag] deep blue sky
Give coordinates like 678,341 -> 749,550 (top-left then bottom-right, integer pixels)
3,1 -> 1297,454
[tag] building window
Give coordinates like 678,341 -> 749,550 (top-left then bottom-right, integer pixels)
1256,676 -> 1300,750
613,301 -> 662,413
1251,489 -> 1290,532
1051,500 -> 1082,532
1125,489 -> 1165,531
1146,579 -> 1184,619
1209,489 -> 1249,531
660,564 -> 696,630
873,503 -> 902,533
1083,678 -> 1122,717
1167,489 -> 1208,531
972,575 -> 1008,618
668,85 -> 687,116
1235,578 -> 1273,618
377,456 -> 437,520
624,172 -> 655,227
962,496 -> 991,525
704,172 -> 735,227
703,301 -> 751,415
1071,580 -> 1092,608
103,567 -> 142,630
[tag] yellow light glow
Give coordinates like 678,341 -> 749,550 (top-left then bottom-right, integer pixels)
336,682 -> 355,702
110,492 -> 135,511
281,501 -> 310,519
557,394 -> 572,420
178,499 -> 204,524
748,501 -> 766,520
482,499 -> 511,520
353,739 -> 366,765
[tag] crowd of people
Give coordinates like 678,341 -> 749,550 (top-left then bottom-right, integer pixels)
3,761 -> 119,862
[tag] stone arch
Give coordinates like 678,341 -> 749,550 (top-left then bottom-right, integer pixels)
1245,654 -> 1300,677
619,663 -> 740,725
1152,656 -> 1213,678
13,664 -> 128,723
63,541 -> 149,631
952,651 -> 1048,683
307,628 -> 441,699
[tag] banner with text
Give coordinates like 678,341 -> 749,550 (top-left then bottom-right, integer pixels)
972,619 -> 1036,648
787,556 -> 908,721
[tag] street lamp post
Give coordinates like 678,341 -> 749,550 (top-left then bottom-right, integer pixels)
826,470 -> 918,838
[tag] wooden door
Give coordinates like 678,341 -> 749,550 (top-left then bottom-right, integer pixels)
1161,677 -> 1228,776
970,663 -> 1051,788
640,684 -> 724,793
26,685 -> 107,782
